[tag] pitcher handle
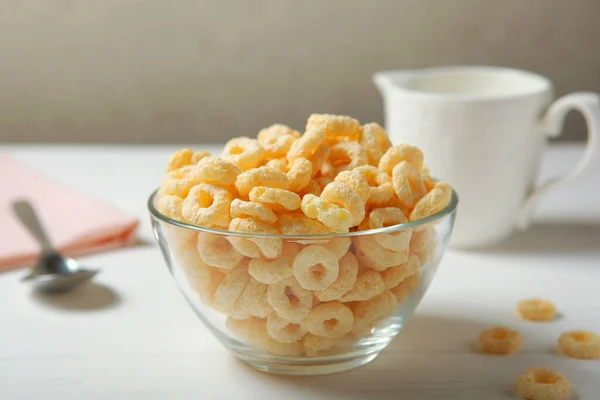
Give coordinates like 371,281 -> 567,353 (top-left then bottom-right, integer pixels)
517,92 -> 600,229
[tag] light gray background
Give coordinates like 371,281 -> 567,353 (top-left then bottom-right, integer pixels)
1,0 -> 598,144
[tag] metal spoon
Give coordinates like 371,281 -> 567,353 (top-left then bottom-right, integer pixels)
13,200 -> 98,292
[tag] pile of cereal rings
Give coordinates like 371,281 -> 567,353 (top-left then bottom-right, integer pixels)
155,113 -> 453,357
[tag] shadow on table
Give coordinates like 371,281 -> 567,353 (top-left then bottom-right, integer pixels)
475,222 -> 600,254
31,282 -> 121,311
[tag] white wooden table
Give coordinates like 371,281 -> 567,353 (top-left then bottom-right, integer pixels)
1,144 -> 599,399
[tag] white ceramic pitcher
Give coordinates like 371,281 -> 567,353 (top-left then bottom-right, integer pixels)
374,66 -> 600,248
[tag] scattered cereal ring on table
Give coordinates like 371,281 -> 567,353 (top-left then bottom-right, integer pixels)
360,122 -> 392,166
249,186 -> 301,213
266,312 -> 307,344
379,144 -> 424,175
287,129 -> 326,162
222,137 -> 265,171
166,148 -> 194,172
196,233 -> 244,270
315,252 -> 359,302
235,166 -> 290,197
248,243 -> 299,284
516,367 -> 571,400
267,277 -> 313,323
557,330 -> 600,359
351,290 -> 398,336
226,317 -> 304,356
302,301 -> 354,339
476,326 -> 522,355
230,198 -> 277,224
517,298 -> 557,322
257,124 -> 300,159
302,333 -> 355,357
181,183 -> 233,228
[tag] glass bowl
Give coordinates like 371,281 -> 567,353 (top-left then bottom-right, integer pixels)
148,189 -> 458,375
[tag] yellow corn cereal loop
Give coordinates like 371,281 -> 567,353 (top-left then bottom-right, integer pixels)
321,237 -> 351,259
410,182 -> 453,222
354,165 -> 394,206
340,270 -> 385,302
197,233 -> 244,270
212,266 -> 250,313
558,330 -> 600,359
292,245 -> 339,290
297,180 -> 322,198
267,277 -> 313,323
421,165 -> 437,192
257,124 -> 299,159
382,254 -> 421,290
379,144 -> 424,175
303,333 -> 354,357
315,176 -> 334,191
235,166 -> 290,197
249,186 -> 301,212
182,183 -> 233,228
516,368 -> 571,400
287,157 -> 313,192
368,207 -> 412,252
287,129 -> 325,162
248,243 -> 299,284
196,156 -> 242,189
190,150 -> 211,164
360,122 -> 392,166
315,252 -> 359,302
229,279 -> 272,320
517,298 -> 557,322
155,194 -> 184,220
308,144 -> 331,177
228,217 -> 282,259
321,181 -> 365,227
301,194 -> 353,233
334,170 -> 371,203
276,212 -> 331,236
476,326 -> 522,355
390,273 -> 420,304
222,137 -> 265,171
175,245 -> 224,306
351,290 -> 398,336
356,234 -> 409,271
392,161 -> 427,208
302,301 -> 354,339
322,142 -> 368,177
166,148 -> 194,172
266,312 -> 307,343
226,317 -> 304,357
230,198 -> 277,224
265,158 -> 288,172
306,113 -> 361,139
163,165 -> 204,198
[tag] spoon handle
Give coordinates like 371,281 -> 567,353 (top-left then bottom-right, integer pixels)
12,200 -> 55,254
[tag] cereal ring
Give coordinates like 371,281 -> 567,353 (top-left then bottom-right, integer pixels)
212,266 -> 250,313
297,180 -> 322,198
155,194 -> 183,220
368,207 -> 412,252
248,243 -> 299,284
222,137 -> 265,171
558,330 -> 600,359
315,176 -> 334,190
409,226 -> 435,255
302,302 -> 354,339
379,144 -> 424,175
287,129 -> 325,162
360,123 -> 392,166
276,212 -> 331,236
516,368 -> 571,400
191,150 -> 211,164
162,165 -> 204,198
230,198 -> 277,224
196,156 -> 242,189
235,166 -> 290,197
321,237 -> 351,259
287,157 -> 313,192
409,182 -> 453,221
267,277 -> 313,323
228,217 -> 282,259
382,254 -> 421,290
476,326 -> 522,355
315,252 -> 359,302
306,113 -> 361,140
301,194 -> 354,233
226,317 -> 304,356
308,144 -> 330,177
266,312 -> 307,343
257,124 -> 299,159
176,245 -> 224,306
197,233 -> 244,270
356,234 -> 409,271
321,182 -> 365,227
354,165 -> 394,206
303,333 -> 354,357
292,245 -> 339,290
390,273 -> 420,303
334,170 -> 371,203
249,187 -> 301,212
166,148 -> 193,172
340,270 -> 385,302
392,161 -> 427,208
182,183 -> 233,228
517,298 -> 557,322
421,166 -> 437,192
229,279 -> 272,319
351,290 -> 398,336
322,142 -> 368,177
265,158 -> 288,172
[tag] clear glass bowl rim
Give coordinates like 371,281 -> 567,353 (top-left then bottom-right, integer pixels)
147,187 -> 458,240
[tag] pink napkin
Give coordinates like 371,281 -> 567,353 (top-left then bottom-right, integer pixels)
0,155 -> 139,272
